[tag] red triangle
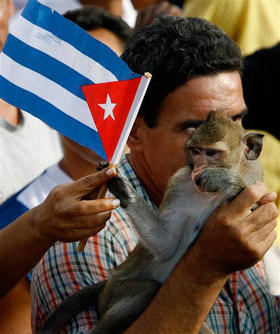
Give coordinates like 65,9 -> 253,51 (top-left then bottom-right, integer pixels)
82,77 -> 142,162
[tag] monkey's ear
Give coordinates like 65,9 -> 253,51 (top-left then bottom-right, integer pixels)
243,132 -> 264,160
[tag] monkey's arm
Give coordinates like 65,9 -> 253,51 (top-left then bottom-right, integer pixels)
108,176 -> 177,258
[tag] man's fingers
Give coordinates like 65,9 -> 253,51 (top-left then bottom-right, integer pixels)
68,167 -> 117,197
68,198 -> 120,216
59,223 -> 107,242
255,219 -> 278,242
257,228 -> 277,257
257,191 -> 277,205
70,211 -> 112,230
227,182 -> 271,217
248,202 -> 278,231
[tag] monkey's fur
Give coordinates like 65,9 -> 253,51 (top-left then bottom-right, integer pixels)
39,111 -> 264,334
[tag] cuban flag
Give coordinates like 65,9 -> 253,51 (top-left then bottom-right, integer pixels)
0,0 -> 151,164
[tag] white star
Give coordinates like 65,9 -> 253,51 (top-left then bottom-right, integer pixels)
98,94 -> 117,120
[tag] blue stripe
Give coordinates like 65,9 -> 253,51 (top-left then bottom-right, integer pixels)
4,34 -> 92,100
22,0 -> 140,81
0,76 -> 107,160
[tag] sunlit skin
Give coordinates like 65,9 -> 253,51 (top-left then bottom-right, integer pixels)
128,71 -> 247,206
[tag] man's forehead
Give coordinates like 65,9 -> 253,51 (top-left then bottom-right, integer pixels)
158,71 -> 246,124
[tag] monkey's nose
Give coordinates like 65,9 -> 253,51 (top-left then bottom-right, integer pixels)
195,176 -> 202,187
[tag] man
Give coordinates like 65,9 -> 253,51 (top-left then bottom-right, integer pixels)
32,16 -> 279,333
0,5 -> 132,333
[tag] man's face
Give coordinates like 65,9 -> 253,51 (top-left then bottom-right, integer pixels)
130,71 -> 247,197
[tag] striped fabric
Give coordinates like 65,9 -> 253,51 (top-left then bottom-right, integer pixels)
0,0 -> 145,162
31,155 -> 280,333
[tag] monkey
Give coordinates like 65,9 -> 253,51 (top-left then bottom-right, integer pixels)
39,110 -> 264,334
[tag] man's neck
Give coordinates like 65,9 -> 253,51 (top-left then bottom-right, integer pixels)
0,99 -> 20,126
129,152 -> 164,207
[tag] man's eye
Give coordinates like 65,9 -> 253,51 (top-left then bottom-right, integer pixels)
190,147 -> 200,155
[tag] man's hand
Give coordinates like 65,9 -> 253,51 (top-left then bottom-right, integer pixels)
190,182 -> 278,282
30,167 -> 120,242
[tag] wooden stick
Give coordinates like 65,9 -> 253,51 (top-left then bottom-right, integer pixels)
77,162 -> 117,252
77,183 -> 108,252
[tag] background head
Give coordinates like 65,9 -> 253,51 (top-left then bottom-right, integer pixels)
64,5 -> 132,55
122,16 -> 242,127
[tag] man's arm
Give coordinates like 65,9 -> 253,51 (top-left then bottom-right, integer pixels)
0,167 -> 119,297
125,182 -> 278,333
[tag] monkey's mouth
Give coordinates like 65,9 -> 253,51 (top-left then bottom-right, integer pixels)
191,168 -> 208,193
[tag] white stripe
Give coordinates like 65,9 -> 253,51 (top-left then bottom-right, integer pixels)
10,15 -> 117,84
0,53 -> 96,130
17,164 -> 72,209
111,75 -> 151,164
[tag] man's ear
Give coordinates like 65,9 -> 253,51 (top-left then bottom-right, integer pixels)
243,132 -> 264,160
127,118 -> 145,152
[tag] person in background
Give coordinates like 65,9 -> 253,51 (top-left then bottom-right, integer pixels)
182,0 -> 280,56
0,0 -> 62,329
0,0 -> 62,205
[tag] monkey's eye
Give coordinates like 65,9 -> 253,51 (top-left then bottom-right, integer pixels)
190,147 -> 201,155
205,149 -> 219,157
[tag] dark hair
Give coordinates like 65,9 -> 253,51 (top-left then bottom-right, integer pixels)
64,6 -> 133,44
122,16 -> 242,127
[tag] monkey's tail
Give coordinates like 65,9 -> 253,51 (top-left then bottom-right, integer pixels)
38,280 -> 106,333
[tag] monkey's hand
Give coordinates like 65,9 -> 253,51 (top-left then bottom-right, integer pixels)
107,176 -> 133,208
195,167 -> 246,199
97,162 -> 133,208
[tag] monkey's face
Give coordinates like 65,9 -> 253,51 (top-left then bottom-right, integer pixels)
185,111 -> 264,193
186,144 -> 227,193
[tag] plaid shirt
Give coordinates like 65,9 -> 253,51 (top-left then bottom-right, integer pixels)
31,155 -> 280,333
